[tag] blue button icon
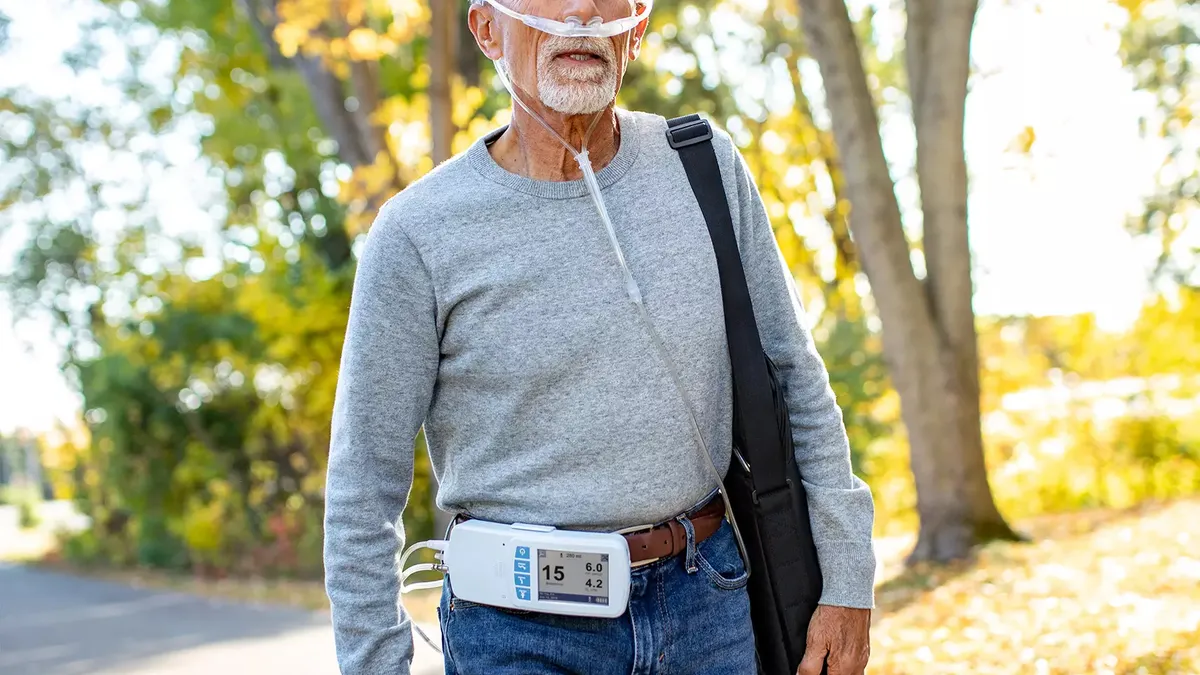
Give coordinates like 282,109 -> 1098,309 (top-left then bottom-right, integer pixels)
516,588 -> 531,601
514,573 -> 530,587
515,546 -> 530,559
514,560 -> 530,573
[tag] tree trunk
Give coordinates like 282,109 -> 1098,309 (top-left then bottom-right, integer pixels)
907,0 -> 1013,543
428,0 -> 458,539
429,0 -> 458,166
795,0 -> 1019,563
456,8 -> 483,88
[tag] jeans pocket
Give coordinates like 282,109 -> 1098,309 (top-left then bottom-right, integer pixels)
448,593 -> 534,616
442,580 -> 535,673
694,521 -> 750,591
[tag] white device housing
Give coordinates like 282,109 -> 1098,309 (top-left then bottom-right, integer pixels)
444,520 -> 631,619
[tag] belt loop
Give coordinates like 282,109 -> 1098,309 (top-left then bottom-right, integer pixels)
677,515 -> 698,574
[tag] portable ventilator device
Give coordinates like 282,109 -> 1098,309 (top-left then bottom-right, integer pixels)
399,520 -> 634,651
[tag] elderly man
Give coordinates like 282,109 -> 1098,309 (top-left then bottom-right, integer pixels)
323,1 -> 876,674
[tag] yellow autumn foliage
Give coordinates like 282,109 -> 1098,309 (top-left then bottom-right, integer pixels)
181,497 -> 227,555
870,499 -> 1200,674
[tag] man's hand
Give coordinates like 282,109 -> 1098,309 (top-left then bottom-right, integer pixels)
796,604 -> 871,675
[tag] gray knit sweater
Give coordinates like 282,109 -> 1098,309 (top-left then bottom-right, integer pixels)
323,108 -> 876,674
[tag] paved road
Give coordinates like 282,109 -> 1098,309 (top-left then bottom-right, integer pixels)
0,563 -> 445,674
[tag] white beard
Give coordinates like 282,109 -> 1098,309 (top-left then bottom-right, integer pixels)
533,36 -> 619,116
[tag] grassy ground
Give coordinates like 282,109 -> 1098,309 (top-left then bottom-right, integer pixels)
870,498 -> 1200,674
4,499 -> 1198,673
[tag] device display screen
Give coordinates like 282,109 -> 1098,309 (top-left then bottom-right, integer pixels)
537,549 -> 609,605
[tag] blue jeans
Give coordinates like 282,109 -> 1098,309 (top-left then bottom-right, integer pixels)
437,517 -> 756,674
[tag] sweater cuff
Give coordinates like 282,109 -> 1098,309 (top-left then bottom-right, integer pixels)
815,539 -> 877,609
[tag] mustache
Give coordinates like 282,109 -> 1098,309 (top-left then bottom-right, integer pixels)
540,35 -> 617,62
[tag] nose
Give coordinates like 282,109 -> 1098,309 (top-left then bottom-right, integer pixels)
559,0 -> 605,24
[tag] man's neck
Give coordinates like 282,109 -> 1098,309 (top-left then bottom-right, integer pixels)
489,104 -> 621,182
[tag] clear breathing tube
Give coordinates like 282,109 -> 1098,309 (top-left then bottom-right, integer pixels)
493,63 -> 643,305
492,64 -> 753,577
397,538 -> 449,653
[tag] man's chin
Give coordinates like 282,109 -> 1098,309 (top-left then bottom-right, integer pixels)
542,98 -> 615,117
539,83 -> 616,117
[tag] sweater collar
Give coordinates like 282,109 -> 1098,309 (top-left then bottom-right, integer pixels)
467,107 -> 641,200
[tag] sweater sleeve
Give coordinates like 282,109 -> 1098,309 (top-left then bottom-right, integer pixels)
728,145 -> 877,609
324,201 -> 440,673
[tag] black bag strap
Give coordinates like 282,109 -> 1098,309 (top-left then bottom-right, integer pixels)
666,114 -> 789,497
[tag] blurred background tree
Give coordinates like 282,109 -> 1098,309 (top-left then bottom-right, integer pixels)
1121,0 -> 1199,291
796,0 -> 1020,562
0,0 -> 1197,580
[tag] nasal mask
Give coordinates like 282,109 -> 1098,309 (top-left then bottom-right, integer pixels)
480,0 -> 653,39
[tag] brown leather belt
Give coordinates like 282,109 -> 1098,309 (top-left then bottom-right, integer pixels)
624,497 -> 726,564
452,498 -> 726,565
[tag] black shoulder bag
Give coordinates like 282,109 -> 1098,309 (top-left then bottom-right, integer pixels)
667,114 -> 825,675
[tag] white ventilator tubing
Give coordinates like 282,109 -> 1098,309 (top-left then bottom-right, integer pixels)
399,1 -> 754,654
490,62 -> 753,585
482,0 -> 653,38
397,538 -> 448,653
